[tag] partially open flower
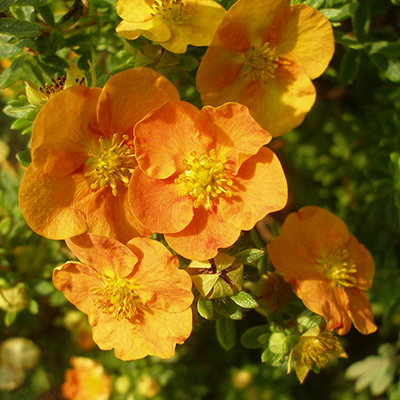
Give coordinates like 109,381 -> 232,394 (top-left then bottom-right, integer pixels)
267,206 -> 377,335
288,325 -> 347,383
53,233 -> 193,360
187,252 -> 243,298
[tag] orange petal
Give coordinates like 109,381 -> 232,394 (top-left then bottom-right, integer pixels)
129,169 -> 194,234
195,103 -> 271,173
346,287 -> 377,335
52,261 -> 100,315
97,68 -> 180,138
19,165 -> 91,240
128,307 -> 193,359
31,86 -> 102,176
165,207 -> 241,260
90,313 -> 148,360
297,280 -> 352,335
279,206 -> 350,259
275,4 -> 334,79
347,234 -> 375,291
116,19 -> 171,43
66,233 -> 139,278
219,147 -> 287,229
86,184 -> 151,244
126,237 -> 193,313
135,101 -> 209,179
242,62 -> 316,136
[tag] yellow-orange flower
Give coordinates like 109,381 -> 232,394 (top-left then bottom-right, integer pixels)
62,357 -> 111,400
19,68 -> 179,243
53,234 -> 193,360
116,0 -> 226,54
267,206 -> 377,335
129,101 -> 287,260
288,325 -> 347,384
196,0 -> 334,137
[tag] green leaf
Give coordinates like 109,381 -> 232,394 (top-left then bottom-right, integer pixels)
28,299 -> 39,314
0,18 -> 43,37
197,297 -> 213,320
213,298 -> 242,320
0,55 -> 25,89
16,150 -> 31,167
339,48 -> 361,85
5,312 -> 17,326
11,118 -> 32,130
370,359 -> 395,396
35,36 -> 57,55
230,291 -> 258,309
37,4 -> 55,26
16,0 -> 50,5
321,3 -> 359,22
0,0 -> 16,12
334,31 -> 363,50
0,44 -> 24,57
369,53 -> 400,83
216,318 -> 236,351
304,0 -> 324,9
368,41 -> 400,58
179,55 -> 198,71
240,325 -> 270,349
234,248 -> 265,265
352,0 -> 369,42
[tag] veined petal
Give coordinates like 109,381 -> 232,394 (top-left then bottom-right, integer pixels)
116,19 -> 171,42
347,234 -> 375,291
126,237 -> 193,312
297,280 -> 352,335
242,62 -> 316,136
279,206 -> 350,259
19,165 -> 91,240
275,4 -> 334,79
66,233 -> 139,278
165,207 -> 241,260
129,170 -> 194,233
128,308 -> 192,359
195,103 -> 271,174
219,147 -> 287,229
135,101 -> 210,179
31,86 -> 102,176
52,261 -> 101,315
97,68 -> 179,138
117,0 -> 153,22
346,288 -> 377,335
86,184 -> 151,244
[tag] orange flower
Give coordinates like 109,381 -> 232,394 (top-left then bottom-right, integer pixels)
62,357 -> 111,400
116,0 -> 226,54
129,101 -> 287,260
267,206 -> 377,335
196,0 -> 334,137
19,68 -> 180,243
53,234 -> 193,360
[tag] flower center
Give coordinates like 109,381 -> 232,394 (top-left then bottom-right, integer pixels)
85,134 -> 137,196
242,42 -> 279,84
317,247 -> 357,287
300,332 -> 341,369
174,149 -> 233,210
150,0 -> 190,24
39,77 -> 66,101
91,275 -> 144,321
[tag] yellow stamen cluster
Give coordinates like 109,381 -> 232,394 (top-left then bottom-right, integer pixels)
85,134 -> 137,196
174,149 -> 233,210
300,331 -> 342,370
151,0 -> 190,24
242,42 -> 280,84
317,247 -> 357,287
91,275 -> 144,321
